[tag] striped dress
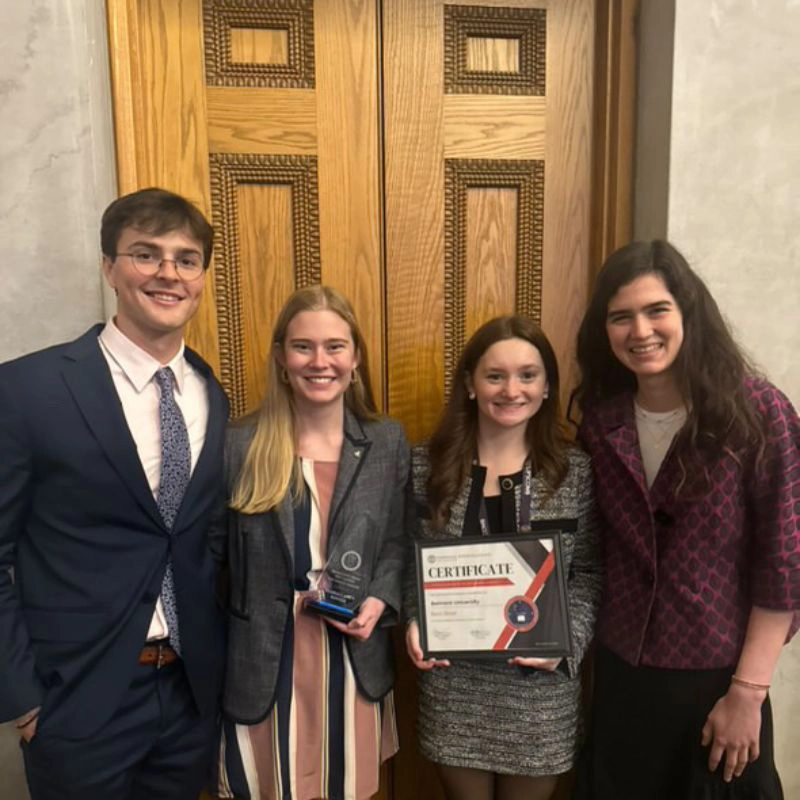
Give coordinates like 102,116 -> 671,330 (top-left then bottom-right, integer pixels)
215,459 -> 398,800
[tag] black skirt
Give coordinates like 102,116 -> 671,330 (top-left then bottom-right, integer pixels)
573,645 -> 784,800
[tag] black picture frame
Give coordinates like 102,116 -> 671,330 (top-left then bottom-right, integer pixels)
415,519 -> 575,659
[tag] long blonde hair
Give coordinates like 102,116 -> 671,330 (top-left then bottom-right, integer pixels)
231,285 -> 378,514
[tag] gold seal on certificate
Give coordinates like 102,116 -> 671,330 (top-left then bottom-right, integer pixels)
415,520 -> 575,659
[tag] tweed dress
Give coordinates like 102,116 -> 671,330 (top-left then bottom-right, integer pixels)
407,445 -> 602,776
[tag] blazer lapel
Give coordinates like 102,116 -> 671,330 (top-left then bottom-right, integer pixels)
60,326 -> 164,529
447,473 -> 473,538
327,411 -> 371,545
600,396 -> 649,497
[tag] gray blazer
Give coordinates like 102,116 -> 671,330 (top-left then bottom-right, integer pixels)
218,411 -> 410,723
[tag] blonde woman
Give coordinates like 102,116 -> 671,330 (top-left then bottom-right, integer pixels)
213,286 -> 408,800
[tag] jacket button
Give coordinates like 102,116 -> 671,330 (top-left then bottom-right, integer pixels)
501,478 -> 514,491
654,509 -> 674,527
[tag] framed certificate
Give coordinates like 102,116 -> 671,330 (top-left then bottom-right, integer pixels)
415,520 -> 575,659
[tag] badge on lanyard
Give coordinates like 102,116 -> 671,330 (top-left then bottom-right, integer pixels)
477,461 -> 533,536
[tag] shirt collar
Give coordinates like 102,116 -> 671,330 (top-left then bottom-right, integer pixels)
99,319 -> 187,394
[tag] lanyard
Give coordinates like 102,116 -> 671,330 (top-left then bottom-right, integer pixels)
477,461 -> 533,537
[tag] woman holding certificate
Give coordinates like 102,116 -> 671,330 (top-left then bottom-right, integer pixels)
213,286 -> 408,800
405,316 -> 602,800
572,240 -> 799,799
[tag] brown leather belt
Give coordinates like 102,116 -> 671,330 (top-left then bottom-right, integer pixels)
139,640 -> 179,668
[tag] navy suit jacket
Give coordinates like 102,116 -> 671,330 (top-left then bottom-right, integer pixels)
0,325 -> 228,738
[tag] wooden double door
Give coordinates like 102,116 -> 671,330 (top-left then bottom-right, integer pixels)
107,0 -> 634,796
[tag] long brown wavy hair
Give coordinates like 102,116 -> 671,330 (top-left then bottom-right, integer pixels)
573,240 -> 765,479
427,315 -> 571,530
231,285 -> 378,514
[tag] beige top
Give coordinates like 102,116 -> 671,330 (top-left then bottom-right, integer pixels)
634,403 -> 687,488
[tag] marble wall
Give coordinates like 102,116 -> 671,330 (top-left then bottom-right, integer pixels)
668,0 -> 800,401
0,2 -> 115,363
0,2 -> 116,797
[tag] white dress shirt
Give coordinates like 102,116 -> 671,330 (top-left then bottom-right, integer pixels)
98,320 -> 209,640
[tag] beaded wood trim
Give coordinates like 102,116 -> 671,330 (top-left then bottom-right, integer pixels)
209,153 -> 321,416
203,0 -> 315,88
443,158 -> 544,390
444,5 -> 546,95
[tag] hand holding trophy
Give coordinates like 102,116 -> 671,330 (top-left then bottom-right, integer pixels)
326,596 -> 387,641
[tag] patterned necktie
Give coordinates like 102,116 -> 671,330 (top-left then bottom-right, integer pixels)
154,367 -> 191,655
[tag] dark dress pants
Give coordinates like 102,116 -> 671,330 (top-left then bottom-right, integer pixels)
21,660 -> 217,800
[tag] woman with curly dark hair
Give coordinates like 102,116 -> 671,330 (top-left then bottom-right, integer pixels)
406,315 -> 602,800
572,240 -> 800,799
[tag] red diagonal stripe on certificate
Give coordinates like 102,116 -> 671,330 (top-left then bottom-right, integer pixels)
492,550 -> 556,651
423,578 -> 514,590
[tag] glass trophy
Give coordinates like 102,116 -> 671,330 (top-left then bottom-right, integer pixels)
302,539 -> 371,623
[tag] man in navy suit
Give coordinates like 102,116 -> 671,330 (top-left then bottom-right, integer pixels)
0,188 -> 229,799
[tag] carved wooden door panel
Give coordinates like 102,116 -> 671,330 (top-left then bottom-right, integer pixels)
108,0 -> 384,418
384,0 -> 594,441
106,1 -> 634,797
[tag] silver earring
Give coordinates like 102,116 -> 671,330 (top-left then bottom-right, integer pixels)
468,391 -> 476,400
543,391 -> 549,399
281,368 -> 290,384
351,368 -> 360,384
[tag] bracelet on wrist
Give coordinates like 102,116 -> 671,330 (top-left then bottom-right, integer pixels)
731,675 -> 770,692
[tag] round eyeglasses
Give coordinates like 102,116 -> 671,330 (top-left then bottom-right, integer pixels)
116,251 -> 205,282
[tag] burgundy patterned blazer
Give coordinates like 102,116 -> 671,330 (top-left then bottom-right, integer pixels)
579,378 -> 800,670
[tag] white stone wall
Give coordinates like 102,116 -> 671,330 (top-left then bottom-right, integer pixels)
0,3 -> 116,797
0,2 -> 115,364
668,1 -> 800,796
